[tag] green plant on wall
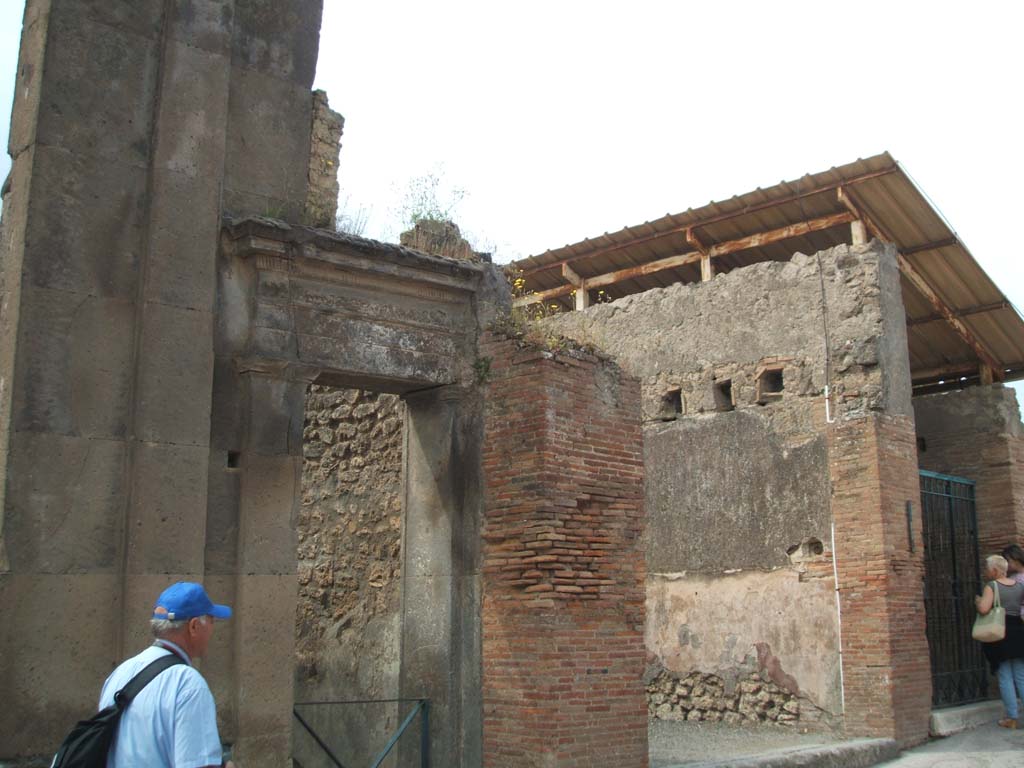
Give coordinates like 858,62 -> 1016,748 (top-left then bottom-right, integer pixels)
491,267 -> 586,355
473,356 -> 493,385
398,170 -> 466,227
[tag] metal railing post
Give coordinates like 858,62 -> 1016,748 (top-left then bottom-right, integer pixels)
420,699 -> 430,768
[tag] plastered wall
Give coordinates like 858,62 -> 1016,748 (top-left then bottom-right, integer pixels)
293,385 -> 403,766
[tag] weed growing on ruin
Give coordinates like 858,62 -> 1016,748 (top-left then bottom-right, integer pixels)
489,268 -> 598,358
398,169 -> 466,227
473,356 -> 493,385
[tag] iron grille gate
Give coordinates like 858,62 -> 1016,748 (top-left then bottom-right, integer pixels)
920,470 -> 987,708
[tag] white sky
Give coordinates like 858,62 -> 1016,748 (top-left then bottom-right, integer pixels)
1,0 -> 1022,399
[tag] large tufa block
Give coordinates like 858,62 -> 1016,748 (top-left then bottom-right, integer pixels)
223,67 -> 314,220
4,431 -> 126,573
230,0 -> 323,85
23,145 -> 147,299
134,303 -> 215,447
126,442 -> 211,575
34,13 -> 160,165
12,287 -> 135,438
0,574 -> 122,756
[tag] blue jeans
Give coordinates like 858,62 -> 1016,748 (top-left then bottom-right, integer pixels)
997,658 -> 1024,719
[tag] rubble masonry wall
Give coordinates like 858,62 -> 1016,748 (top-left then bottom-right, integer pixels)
914,385 -> 1024,553
294,385 -> 404,766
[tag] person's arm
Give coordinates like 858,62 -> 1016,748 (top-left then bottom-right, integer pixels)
975,583 -> 995,614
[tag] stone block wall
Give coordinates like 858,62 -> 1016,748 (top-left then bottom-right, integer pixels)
543,241 -> 931,743
293,385 -> 403,765
914,385 -> 1024,553
480,335 -> 647,767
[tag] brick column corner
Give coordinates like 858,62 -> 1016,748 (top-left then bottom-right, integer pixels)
829,413 -> 932,746
480,334 -> 648,767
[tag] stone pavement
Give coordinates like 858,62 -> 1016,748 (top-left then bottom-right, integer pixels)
649,719 -> 896,767
877,722 -> 1024,767
650,715 -> 1024,767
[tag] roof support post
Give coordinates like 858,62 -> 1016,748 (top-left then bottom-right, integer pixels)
850,219 -> 868,246
838,187 -> 879,245
562,263 -> 589,310
687,228 -> 714,282
980,365 -> 995,385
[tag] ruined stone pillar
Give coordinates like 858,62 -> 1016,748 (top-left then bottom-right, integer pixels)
400,384 -> 484,767
479,337 -> 648,767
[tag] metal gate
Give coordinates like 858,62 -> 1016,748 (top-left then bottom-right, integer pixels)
920,470 -> 987,708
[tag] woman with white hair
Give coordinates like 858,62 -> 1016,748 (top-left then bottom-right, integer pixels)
975,554 -> 1024,728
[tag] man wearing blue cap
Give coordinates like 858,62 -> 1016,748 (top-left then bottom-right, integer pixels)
97,582 -> 237,768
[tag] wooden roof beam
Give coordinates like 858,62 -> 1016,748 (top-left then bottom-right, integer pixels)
707,212 -> 854,257
513,251 -> 702,307
902,237 -> 959,256
911,361 -> 1024,384
513,212 -> 855,308
907,301 -> 1011,326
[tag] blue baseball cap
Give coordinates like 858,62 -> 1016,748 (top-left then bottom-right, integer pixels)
153,582 -> 232,621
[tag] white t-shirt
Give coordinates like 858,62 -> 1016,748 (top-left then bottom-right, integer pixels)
98,643 -> 223,768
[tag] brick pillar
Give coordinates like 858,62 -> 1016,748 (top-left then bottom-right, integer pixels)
829,413 -> 931,745
481,335 -> 647,768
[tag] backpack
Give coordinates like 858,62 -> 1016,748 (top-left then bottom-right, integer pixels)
51,654 -> 186,767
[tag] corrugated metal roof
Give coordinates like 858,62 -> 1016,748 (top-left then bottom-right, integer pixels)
510,153 -> 1024,385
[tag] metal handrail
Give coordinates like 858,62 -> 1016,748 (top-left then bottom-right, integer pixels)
293,707 -> 347,768
370,699 -> 429,768
293,698 -> 430,768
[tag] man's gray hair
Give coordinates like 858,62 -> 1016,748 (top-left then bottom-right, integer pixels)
151,615 -> 209,638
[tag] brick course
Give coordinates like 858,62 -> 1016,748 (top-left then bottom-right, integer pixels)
481,334 -> 648,767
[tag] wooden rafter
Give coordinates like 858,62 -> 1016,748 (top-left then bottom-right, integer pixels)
898,254 -> 1005,380
708,212 -> 854,256
907,301 -> 1011,326
902,237 -> 959,256
513,212 -> 854,308
911,361 -> 1024,384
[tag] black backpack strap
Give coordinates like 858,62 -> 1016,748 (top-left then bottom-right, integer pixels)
113,653 -> 187,709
